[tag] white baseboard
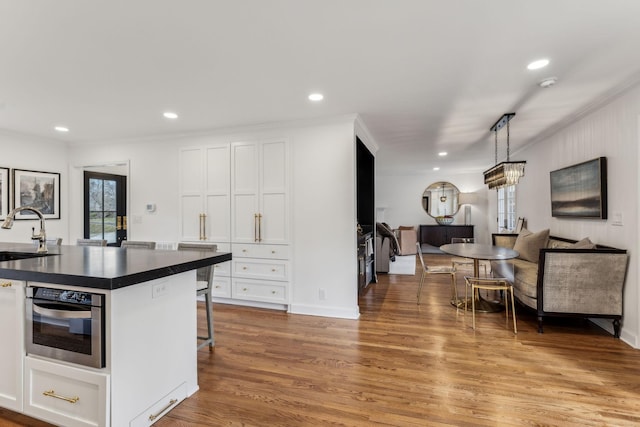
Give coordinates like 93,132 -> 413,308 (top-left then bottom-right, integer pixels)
289,303 -> 360,320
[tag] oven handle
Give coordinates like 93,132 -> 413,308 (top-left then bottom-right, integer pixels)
33,303 -> 92,319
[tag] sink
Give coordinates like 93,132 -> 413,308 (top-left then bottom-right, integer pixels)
0,251 -> 55,262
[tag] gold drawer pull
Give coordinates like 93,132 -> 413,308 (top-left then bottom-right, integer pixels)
243,287 -> 248,291
242,249 -> 247,253
242,266 -> 247,270
149,398 -> 178,421
272,268 -> 276,272
272,291 -> 277,294
215,285 -> 221,289
1,282 -> 11,288
43,389 -> 79,404
271,250 -> 276,254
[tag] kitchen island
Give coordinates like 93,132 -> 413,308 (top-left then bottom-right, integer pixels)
0,242 -> 231,427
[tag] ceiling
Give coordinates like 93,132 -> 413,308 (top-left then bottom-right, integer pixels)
2,1 -> 640,175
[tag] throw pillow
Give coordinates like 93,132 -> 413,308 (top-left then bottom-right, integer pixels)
571,237 -> 596,249
513,228 -> 550,263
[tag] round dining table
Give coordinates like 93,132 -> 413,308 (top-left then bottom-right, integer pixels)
440,243 -> 519,312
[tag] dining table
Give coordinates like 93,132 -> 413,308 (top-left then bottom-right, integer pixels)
440,242 -> 519,312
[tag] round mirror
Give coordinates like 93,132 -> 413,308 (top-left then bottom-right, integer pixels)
421,182 -> 460,218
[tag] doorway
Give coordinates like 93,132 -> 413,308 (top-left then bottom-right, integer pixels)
84,171 -> 127,246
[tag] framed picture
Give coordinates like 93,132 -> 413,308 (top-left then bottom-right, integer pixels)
550,157 -> 607,219
0,167 -> 9,219
13,169 -> 61,220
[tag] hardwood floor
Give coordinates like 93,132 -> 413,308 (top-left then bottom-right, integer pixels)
2,254 -> 640,426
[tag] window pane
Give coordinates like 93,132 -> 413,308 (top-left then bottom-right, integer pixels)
89,211 -> 103,238
104,211 -> 117,243
89,179 -> 103,211
103,180 -> 116,211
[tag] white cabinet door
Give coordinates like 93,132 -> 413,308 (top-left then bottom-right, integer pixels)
231,140 -> 288,244
0,279 -> 24,412
180,145 -> 231,243
231,142 -> 260,243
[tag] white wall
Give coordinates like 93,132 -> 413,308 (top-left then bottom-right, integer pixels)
376,172 -> 492,244
68,117 -> 361,319
0,131 -> 69,244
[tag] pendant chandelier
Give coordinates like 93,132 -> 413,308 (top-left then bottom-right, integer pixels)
439,182 -> 447,202
483,112 -> 526,190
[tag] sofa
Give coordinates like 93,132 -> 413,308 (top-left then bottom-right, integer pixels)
375,223 -> 417,273
490,230 -> 628,337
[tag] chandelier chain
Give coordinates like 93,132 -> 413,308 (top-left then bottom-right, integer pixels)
506,120 -> 510,161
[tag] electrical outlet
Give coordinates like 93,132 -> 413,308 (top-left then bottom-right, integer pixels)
152,281 -> 168,298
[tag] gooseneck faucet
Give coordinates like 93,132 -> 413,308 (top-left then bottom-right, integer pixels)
1,206 -> 48,253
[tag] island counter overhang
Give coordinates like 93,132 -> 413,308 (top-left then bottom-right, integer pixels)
0,242 -> 232,289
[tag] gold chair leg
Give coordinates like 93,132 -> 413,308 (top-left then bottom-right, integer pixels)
471,284 -> 476,330
510,286 -> 517,334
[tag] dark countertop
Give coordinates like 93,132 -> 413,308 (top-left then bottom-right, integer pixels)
0,242 -> 231,290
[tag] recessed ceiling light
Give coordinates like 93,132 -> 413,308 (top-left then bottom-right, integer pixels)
163,112 -> 178,119
527,59 -> 549,70
54,126 -> 69,132
438,152 -> 447,156
433,167 -> 440,171
308,93 -> 324,101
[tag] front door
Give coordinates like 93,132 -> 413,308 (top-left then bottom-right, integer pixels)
84,172 -> 127,246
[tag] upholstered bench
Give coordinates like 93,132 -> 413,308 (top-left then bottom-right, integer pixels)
491,230 -> 628,337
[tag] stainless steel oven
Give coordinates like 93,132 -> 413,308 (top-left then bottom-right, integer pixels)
26,287 -> 105,368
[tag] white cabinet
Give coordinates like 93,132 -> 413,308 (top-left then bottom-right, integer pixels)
231,140 -> 289,244
179,139 -> 291,309
23,356 -> 109,427
231,140 -> 290,307
179,145 -> 231,243
0,279 -> 24,412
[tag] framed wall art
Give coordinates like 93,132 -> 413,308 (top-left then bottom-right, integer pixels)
13,169 -> 61,220
550,157 -> 607,219
0,167 -> 9,219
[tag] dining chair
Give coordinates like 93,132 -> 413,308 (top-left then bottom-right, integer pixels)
177,242 -> 217,351
464,276 -> 517,334
121,240 -> 156,249
450,238 -> 489,277
77,238 -> 107,246
416,242 -> 457,305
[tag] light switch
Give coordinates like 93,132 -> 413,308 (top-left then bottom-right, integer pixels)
611,212 -> 623,226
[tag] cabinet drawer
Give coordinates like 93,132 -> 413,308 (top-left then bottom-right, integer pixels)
211,275 -> 231,298
232,279 -> 288,303
232,243 -> 290,260
24,356 -> 109,427
233,259 -> 289,281
212,260 -> 231,276
130,382 -> 187,427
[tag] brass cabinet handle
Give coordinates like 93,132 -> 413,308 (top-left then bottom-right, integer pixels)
116,216 -> 122,231
272,268 -> 276,272
199,213 -> 207,241
254,213 -> 259,242
258,213 -> 263,242
149,398 -> 178,421
123,215 -> 127,230
243,287 -> 248,291
272,290 -> 276,294
242,266 -> 247,270
1,282 -> 11,288
43,389 -> 79,404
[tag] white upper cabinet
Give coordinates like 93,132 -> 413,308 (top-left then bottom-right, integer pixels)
179,145 -> 230,242
231,140 -> 289,245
